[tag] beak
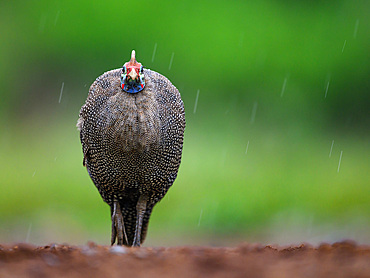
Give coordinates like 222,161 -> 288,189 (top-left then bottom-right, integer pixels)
128,69 -> 138,80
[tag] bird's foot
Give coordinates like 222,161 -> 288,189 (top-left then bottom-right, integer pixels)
111,200 -> 128,246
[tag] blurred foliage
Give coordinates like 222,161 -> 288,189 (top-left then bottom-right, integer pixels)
1,0 -> 369,125
0,0 -> 369,245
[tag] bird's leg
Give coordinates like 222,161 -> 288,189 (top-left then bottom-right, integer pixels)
132,195 -> 148,247
111,200 -> 128,246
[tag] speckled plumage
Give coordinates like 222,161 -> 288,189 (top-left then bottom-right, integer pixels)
77,67 -> 185,246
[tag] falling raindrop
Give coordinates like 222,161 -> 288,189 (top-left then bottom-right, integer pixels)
54,10 -> 60,26
193,89 -> 200,114
280,76 -> 288,97
324,73 -> 331,99
353,19 -> 360,38
337,151 -> 343,172
151,43 -> 157,63
329,140 -> 334,158
168,52 -> 175,70
54,157 -> 57,162
341,40 -> 347,53
59,82 -> 64,103
245,141 -> 250,155
26,223 -> 32,243
32,171 -> 36,177
250,102 -> 258,124
198,209 -> 203,227
325,80 -> 330,98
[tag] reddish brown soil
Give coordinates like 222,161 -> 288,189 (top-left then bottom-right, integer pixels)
0,241 -> 369,278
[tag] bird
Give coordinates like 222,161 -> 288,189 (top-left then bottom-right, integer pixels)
77,50 -> 185,247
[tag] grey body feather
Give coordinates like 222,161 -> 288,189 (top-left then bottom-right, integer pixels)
77,68 -> 185,245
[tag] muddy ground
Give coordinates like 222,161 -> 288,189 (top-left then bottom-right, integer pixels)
0,241 -> 369,278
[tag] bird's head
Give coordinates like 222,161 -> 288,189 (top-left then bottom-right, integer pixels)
120,50 -> 145,93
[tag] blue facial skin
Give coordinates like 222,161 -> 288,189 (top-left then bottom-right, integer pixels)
121,67 -> 145,94
121,79 -> 144,93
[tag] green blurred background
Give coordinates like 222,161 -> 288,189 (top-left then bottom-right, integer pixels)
0,0 -> 369,246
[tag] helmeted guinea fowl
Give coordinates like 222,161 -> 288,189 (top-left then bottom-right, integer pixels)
77,50 -> 185,247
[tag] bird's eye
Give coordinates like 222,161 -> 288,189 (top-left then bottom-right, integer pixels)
140,66 -> 144,74
122,66 -> 127,74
